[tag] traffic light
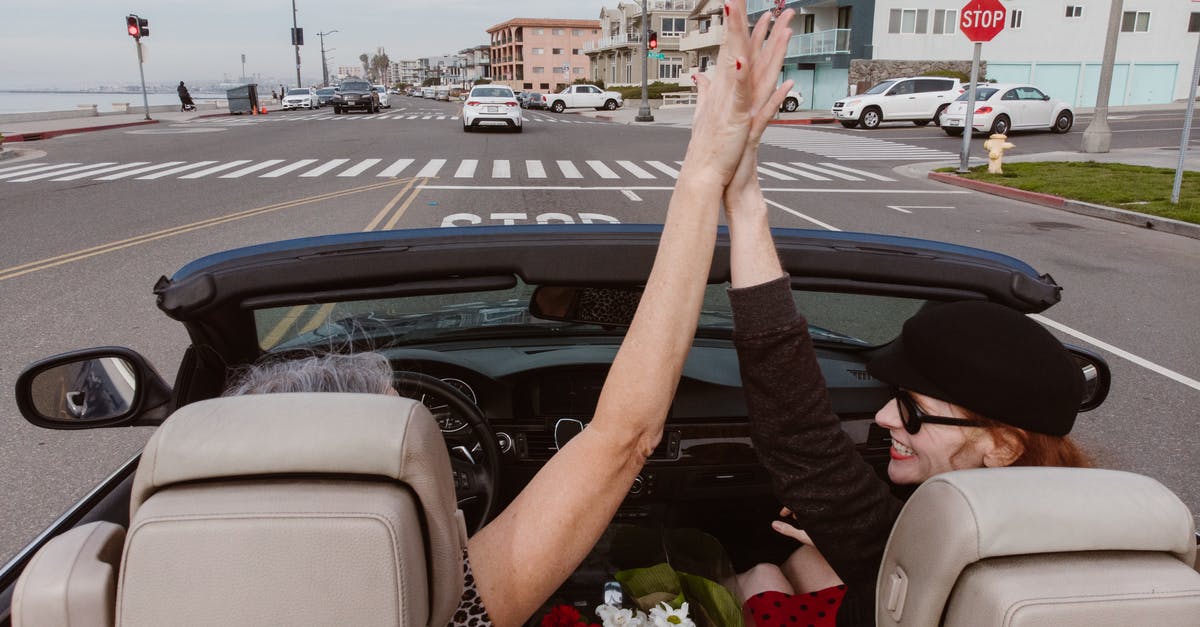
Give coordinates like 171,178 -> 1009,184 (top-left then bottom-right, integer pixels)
126,14 -> 148,39
648,30 -> 659,50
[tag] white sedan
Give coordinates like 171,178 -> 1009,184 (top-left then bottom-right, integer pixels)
462,85 -> 523,133
940,83 -> 1074,136
372,85 -> 390,109
281,87 -> 317,110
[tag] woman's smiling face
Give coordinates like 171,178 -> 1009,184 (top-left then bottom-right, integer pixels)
875,391 -> 999,484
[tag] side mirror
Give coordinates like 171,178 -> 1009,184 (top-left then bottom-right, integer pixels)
1066,344 -> 1111,412
15,347 -> 173,429
1042,95 -> 1051,101
530,286 -> 643,327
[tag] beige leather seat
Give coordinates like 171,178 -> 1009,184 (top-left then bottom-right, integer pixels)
876,467 -> 1200,626
14,393 -> 467,627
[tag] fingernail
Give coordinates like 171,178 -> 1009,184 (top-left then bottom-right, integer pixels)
736,60 -> 742,70
724,3 -> 730,16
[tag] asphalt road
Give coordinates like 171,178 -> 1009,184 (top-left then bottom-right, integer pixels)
0,98 -> 1197,563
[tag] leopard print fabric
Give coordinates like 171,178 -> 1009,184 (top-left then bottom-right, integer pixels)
449,550 -> 493,627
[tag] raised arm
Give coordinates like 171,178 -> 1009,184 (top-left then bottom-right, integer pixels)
466,4 -> 787,625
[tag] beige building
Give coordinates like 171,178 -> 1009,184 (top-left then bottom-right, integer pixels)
486,18 -> 601,92
585,0 -> 696,87
680,0 -> 724,78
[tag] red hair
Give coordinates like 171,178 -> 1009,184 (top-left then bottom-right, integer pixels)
964,412 -> 1091,468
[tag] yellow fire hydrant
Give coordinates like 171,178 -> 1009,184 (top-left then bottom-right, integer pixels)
983,133 -> 1015,174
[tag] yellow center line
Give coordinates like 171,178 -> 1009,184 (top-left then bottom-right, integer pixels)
0,178 -> 415,283
383,178 -> 428,230
260,306 -> 314,350
363,178 -> 418,232
296,303 -> 338,335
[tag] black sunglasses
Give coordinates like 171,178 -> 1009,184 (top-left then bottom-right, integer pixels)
893,387 -> 989,435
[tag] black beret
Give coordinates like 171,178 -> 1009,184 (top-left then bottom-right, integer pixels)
866,301 -> 1083,436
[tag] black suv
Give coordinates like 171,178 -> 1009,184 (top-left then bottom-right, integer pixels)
331,80 -> 380,114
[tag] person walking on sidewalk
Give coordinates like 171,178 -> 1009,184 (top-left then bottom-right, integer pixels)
177,81 -> 195,112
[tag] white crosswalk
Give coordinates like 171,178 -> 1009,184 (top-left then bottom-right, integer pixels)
761,126 -> 958,161
0,157 -> 895,185
188,109 -> 612,126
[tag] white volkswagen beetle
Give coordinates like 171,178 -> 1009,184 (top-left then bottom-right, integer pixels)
940,83 -> 1074,136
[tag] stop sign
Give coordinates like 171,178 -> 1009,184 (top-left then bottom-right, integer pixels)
959,0 -> 1006,42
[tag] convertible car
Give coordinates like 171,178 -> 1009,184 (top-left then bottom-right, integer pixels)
4,225 -> 1199,626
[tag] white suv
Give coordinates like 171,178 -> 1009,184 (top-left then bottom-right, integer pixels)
833,77 -> 962,129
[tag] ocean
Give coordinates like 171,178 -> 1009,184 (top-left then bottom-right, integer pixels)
0,91 -> 229,114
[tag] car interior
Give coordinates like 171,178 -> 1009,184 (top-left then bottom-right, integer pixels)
4,226 -> 1198,626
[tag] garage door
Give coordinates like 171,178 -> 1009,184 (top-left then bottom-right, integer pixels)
1080,64 -> 1130,107
1127,64 -> 1178,105
987,63 -> 1031,84
1031,64 -> 1081,107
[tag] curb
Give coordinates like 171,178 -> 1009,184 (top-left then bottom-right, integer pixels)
2,119 -> 159,142
770,118 -> 837,125
928,171 -> 1200,241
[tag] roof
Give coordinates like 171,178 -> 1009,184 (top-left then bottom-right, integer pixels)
486,18 -> 601,33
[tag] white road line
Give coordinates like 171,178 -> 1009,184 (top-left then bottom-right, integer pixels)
0,163 -> 81,180
789,162 -> 864,181
586,160 -> 620,179
0,162 -> 46,175
179,160 -> 253,179
53,162 -> 151,181
406,115 -> 419,119
376,158 -> 414,177
137,161 -> 218,179
817,162 -> 897,182
757,165 -> 797,181
437,116 -> 447,120
220,159 -> 286,178
645,161 -> 681,178
887,206 -> 913,214
422,115 -> 433,120
260,159 -> 318,178
96,161 -> 186,180
616,160 -> 656,179
1031,314 -> 1200,392
12,162 -> 117,182
416,158 -> 446,177
761,162 -> 831,181
492,160 -> 511,178
764,199 -> 842,231
526,160 -> 547,178
455,160 -> 478,178
338,158 -> 383,177
299,159 -> 350,177
621,190 -> 643,202
450,116 -> 460,120
887,205 -> 956,214
557,160 -> 583,179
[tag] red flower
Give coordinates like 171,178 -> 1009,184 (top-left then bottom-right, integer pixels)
541,604 -> 597,627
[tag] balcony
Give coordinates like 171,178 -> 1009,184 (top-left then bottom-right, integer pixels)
631,0 -> 697,14
679,21 -> 724,51
584,33 -> 641,52
787,28 -> 850,57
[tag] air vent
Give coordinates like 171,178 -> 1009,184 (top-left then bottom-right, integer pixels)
846,368 -> 873,381
517,429 -> 677,461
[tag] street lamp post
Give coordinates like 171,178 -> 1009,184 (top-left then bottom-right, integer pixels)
318,30 -> 338,86
291,0 -> 302,88
636,0 -> 654,122
1082,0 -> 1123,153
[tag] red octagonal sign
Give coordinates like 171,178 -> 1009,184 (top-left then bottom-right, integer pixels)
959,0 -> 1007,42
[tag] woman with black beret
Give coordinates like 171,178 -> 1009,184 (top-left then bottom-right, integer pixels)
718,66 -> 1089,627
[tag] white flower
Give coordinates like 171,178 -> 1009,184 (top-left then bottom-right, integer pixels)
648,601 -> 695,627
596,603 -> 649,627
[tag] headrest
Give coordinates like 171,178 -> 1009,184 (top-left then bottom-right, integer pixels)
131,393 -> 466,621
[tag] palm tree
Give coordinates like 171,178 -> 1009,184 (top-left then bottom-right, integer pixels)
359,53 -> 370,79
371,48 -> 391,85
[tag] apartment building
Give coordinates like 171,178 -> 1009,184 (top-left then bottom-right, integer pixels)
680,0 -> 725,78
747,0 -> 1198,111
486,18 -> 601,92
390,59 -> 422,86
459,45 -> 493,85
586,0 -> 697,87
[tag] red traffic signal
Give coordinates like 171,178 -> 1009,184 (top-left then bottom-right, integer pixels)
126,15 -> 140,38
648,30 -> 659,50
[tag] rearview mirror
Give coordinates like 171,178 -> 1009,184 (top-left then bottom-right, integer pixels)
1066,344 -> 1111,412
15,347 -> 173,429
530,286 -> 643,327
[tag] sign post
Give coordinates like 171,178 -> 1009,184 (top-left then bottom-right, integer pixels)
957,0 -> 1006,173
1173,2 -> 1200,203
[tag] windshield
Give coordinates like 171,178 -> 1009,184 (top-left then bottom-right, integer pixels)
317,88 -> 335,95
863,80 -> 896,95
957,87 -> 999,101
340,81 -> 370,91
254,281 -> 926,351
286,89 -> 308,95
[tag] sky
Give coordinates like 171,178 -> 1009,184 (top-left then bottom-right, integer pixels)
1,0 -> 611,89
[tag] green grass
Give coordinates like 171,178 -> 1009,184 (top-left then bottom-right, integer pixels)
941,161 -> 1200,224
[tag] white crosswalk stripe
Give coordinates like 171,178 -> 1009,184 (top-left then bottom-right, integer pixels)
10,162 -> 116,182
645,161 -> 680,178
138,161 -> 219,179
377,158 -> 414,177
0,162 -> 46,175
761,162 -> 831,181
761,126 -> 957,161
97,162 -> 187,180
816,162 -> 897,182
586,160 -> 620,179
339,158 -> 383,177
416,159 -> 446,177
616,160 -> 656,179
300,159 -> 350,177
180,160 -> 252,179
557,160 -> 583,179
260,159 -> 319,178
54,162 -> 151,181
220,159 -> 286,178
492,160 -> 511,178
0,163 -> 80,180
787,162 -> 863,181
756,165 -> 796,181
526,160 -> 547,178
455,160 -> 478,178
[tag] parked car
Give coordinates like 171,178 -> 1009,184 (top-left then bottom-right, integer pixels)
330,79 -> 381,114
435,88 -> 450,102
422,87 -> 436,99
373,85 -> 391,109
280,87 -> 317,110
315,87 -> 337,107
833,77 -> 962,129
940,83 -> 1075,136
525,92 -> 547,110
514,91 -> 528,106
546,84 -> 623,113
462,84 -> 522,132
5,225 -> 1148,627
780,88 -> 804,112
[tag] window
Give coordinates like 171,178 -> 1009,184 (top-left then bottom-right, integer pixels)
933,9 -> 957,34
1190,12 -> 1200,33
535,28 -> 544,35
532,48 -> 544,54
572,49 -> 581,55
1010,9 -> 1023,29
1017,87 -> 1047,100
661,17 -> 686,36
539,83 -> 549,90
533,67 -> 545,74
572,29 -> 583,36
890,81 -> 915,95
553,28 -> 565,36
1066,6 -> 1083,18
916,79 -> 953,93
699,55 -> 711,72
552,48 -> 564,55
801,15 -> 815,34
837,6 -> 852,29
889,9 -> 928,34
1121,11 -> 1150,32
658,56 -> 684,79
1001,89 -> 1020,101
574,67 -> 584,75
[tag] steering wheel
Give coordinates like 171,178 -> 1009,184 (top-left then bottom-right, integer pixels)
392,371 -> 500,535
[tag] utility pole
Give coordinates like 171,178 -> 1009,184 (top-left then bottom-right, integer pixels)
1082,0 -> 1123,153
318,30 -> 338,86
291,0 -> 302,88
241,53 -> 247,82
635,0 -> 654,122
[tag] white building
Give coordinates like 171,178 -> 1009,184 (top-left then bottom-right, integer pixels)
748,0 -> 1199,110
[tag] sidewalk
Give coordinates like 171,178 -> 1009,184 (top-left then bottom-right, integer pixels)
0,106 -> 271,143
578,101 -> 834,125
